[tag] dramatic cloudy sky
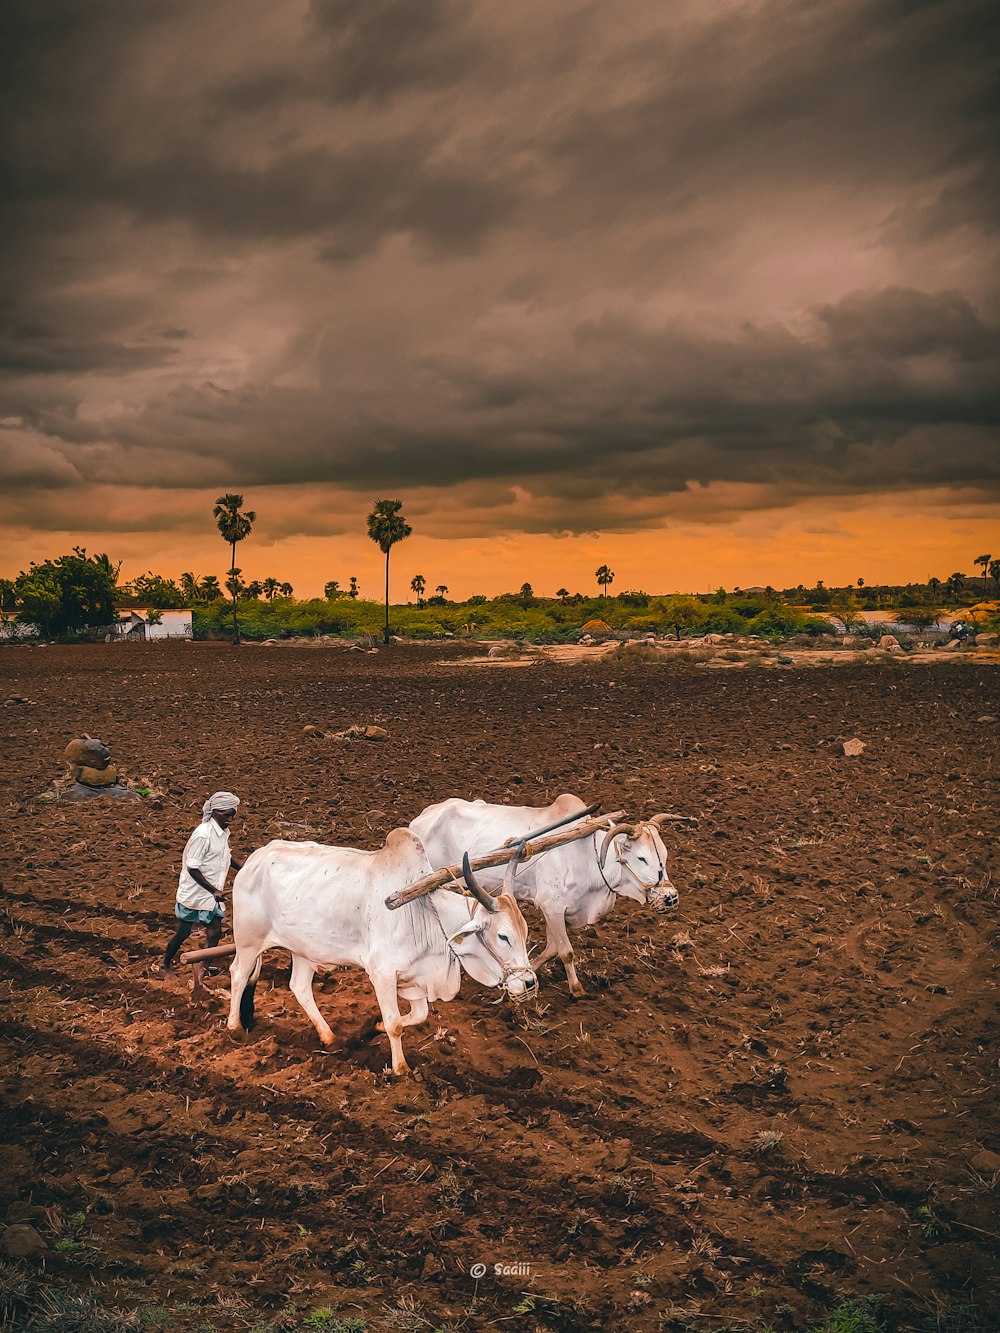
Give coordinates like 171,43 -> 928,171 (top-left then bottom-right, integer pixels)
2,0 -> 997,596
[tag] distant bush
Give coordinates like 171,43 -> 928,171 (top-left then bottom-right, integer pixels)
748,607 -> 833,639
189,591 -> 837,643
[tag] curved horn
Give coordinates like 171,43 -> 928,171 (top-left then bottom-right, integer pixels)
599,822 -> 636,867
462,852 -> 498,913
648,812 -> 695,826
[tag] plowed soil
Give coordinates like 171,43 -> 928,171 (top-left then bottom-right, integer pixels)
1,642 -> 998,1332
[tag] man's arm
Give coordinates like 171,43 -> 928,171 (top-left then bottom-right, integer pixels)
188,867 -> 225,901
230,856 -> 243,872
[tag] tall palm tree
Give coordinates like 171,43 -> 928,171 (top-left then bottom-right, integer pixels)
348,577 -> 360,600
262,577 -> 280,601
946,572 -> 966,599
595,564 -> 615,599
367,499 -> 412,643
974,553 -> 992,597
213,494 -> 256,643
410,574 -> 426,607
435,584 -> 449,599
179,572 -> 200,602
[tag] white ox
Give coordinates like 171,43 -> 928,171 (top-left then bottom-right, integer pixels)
226,828 -> 536,1074
410,794 -> 679,996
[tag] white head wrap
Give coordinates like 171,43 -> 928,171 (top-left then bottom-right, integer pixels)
202,791 -> 240,823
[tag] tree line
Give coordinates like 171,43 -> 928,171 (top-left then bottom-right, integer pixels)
1,495 -> 996,642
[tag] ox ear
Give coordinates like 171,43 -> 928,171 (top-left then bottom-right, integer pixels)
448,908 -> 490,948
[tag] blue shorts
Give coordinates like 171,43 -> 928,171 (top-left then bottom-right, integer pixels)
175,902 -> 224,925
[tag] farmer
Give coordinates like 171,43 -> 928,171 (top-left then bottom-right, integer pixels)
160,791 -> 244,980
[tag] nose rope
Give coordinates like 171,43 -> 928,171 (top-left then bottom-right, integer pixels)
430,893 -> 535,990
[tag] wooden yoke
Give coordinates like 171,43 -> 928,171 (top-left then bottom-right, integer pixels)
383,810 -> 625,910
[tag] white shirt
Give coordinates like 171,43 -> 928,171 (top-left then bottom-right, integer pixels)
177,819 -> 232,912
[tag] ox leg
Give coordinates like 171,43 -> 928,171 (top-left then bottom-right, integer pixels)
535,909 -> 584,997
289,955 -> 335,1046
227,946 -> 261,1032
378,994 -> 429,1034
369,970 -> 409,1075
401,995 -> 429,1029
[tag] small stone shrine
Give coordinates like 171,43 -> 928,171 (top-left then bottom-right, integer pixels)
60,735 -> 140,801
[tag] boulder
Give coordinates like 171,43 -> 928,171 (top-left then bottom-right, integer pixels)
301,725 -> 326,739
878,635 -> 902,652
842,635 -> 857,647
941,638 -> 963,652
76,763 -> 120,786
64,737 -> 112,770
970,1149 -> 1000,1176
2,1224 -> 46,1258
974,632 -> 998,647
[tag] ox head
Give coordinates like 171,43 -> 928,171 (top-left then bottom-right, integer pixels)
444,854 -> 537,1000
599,816 -> 679,913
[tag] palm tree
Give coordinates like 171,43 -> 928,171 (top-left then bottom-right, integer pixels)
279,582 -> 293,598
245,580 -> 263,599
928,576 -> 941,600
556,587 -> 569,603
180,572 -> 200,602
857,577 -> 864,591
200,574 -> 223,602
435,584 -> 449,599
989,559 -> 1000,593
324,580 -> 342,600
946,572 -> 966,600
974,554 -> 992,597
262,577 -> 280,601
348,577 -> 360,600
595,564 -> 615,599
367,501 -> 412,643
410,574 -> 426,607
213,493 -> 256,643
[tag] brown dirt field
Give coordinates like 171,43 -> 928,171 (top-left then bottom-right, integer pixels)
1,642 -> 998,1333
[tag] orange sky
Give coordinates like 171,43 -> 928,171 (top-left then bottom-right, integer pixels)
2,484 -> 995,600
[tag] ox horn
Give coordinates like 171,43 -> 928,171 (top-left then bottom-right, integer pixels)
462,852 -> 498,913
599,822 -> 639,868
648,812 -> 696,827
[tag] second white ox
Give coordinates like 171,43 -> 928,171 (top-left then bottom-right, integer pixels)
226,828 -> 536,1074
410,794 -> 679,996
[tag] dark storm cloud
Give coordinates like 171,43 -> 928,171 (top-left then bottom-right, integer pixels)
1,0 -> 997,536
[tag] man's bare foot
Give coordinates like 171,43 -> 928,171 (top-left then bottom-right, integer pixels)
152,965 -> 175,979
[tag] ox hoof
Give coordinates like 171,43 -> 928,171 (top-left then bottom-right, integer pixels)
391,1062 -> 411,1077
568,982 -> 586,999
318,1031 -> 336,1047
226,1026 -> 247,1045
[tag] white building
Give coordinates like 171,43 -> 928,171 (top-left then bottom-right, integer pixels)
116,609 -> 193,640
0,615 -> 37,640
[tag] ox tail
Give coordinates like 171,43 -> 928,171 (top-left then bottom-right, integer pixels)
239,954 -> 264,1031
